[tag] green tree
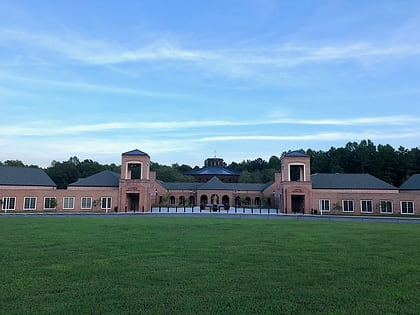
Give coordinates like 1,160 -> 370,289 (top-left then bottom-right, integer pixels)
4,160 -> 26,167
46,161 -> 79,189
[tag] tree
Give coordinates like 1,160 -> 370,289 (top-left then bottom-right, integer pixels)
4,160 -> 26,167
46,161 -> 79,189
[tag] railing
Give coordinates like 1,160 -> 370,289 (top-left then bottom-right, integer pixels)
151,205 -> 281,215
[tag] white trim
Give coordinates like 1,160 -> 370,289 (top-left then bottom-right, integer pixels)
379,200 -> 393,214
360,200 -> 373,213
81,197 -> 92,209
63,197 -> 75,209
400,201 -> 415,215
2,197 -> 16,211
43,197 -> 57,210
125,161 -> 143,180
288,163 -> 306,181
23,196 -> 37,210
342,200 -> 354,212
319,199 -> 330,212
101,197 -> 112,213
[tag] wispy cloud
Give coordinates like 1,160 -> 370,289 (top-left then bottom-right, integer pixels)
197,130 -> 420,142
0,115 -> 419,136
0,71 -> 189,99
1,28 -> 420,73
0,116 -> 420,140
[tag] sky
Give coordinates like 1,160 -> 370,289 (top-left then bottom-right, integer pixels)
1,0 -> 420,168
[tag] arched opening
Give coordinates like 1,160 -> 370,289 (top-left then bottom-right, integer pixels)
254,197 -> 261,206
200,195 -> 208,205
169,196 -> 176,205
210,194 -> 219,204
289,163 -> 305,181
127,162 -> 142,179
235,196 -> 241,206
188,196 -> 195,205
222,195 -> 230,205
245,197 -> 251,206
179,196 -> 186,205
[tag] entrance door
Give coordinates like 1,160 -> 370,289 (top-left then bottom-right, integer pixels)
127,193 -> 139,212
291,195 -> 305,214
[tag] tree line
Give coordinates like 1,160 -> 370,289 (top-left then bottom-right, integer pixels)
1,140 -> 419,188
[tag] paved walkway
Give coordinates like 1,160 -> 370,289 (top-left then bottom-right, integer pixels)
1,212 -> 420,224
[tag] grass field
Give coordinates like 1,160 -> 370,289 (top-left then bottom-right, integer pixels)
0,217 -> 419,314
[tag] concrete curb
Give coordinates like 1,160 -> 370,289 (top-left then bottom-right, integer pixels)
1,212 -> 420,223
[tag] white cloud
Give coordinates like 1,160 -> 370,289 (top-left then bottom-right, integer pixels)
0,71 -> 188,99
1,115 -> 419,136
1,28 -> 420,74
197,130 -> 420,142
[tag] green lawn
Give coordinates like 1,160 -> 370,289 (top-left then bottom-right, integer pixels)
0,217 -> 419,314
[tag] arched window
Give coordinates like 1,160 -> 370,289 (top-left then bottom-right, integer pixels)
179,196 -> 186,205
170,196 -> 176,205
235,196 -> 241,206
254,197 -> 261,206
189,196 -> 195,205
245,197 -> 251,206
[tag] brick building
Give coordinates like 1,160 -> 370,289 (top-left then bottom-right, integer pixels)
1,149 -> 418,215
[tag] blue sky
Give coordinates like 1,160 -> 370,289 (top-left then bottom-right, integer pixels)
1,0 -> 420,167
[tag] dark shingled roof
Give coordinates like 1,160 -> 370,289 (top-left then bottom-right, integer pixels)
186,167 -> 240,176
198,177 -> 229,190
122,149 -> 150,157
284,151 -> 309,158
0,166 -> 56,187
226,182 -> 274,191
156,180 -> 201,191
69,171 -> 120,187
399,174 -> 420,190
157,177 -> 273,192
311,173 -> 397,190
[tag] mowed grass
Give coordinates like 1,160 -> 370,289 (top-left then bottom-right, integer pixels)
0,217 -> 419,314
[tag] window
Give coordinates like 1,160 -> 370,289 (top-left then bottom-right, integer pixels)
289,164 -> 305,181
24,197 -> 37,210
81,197 -> 92,209
342,200 -> 354,212
63,197 -> 75,209
101,197 -> 112,210
128,163 -> 142,179
44,197 -> 57,209
2,197 -> 16,210
401,201 -> 414,214
319,199 -> 330,212
380,200 -> 393,214
360,200 -> 373,213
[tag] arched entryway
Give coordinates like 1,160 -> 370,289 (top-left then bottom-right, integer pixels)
211,194 -> 219,204
169,196 -> 176,205
200,195 -> 208,205
222,195 -> 230,205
